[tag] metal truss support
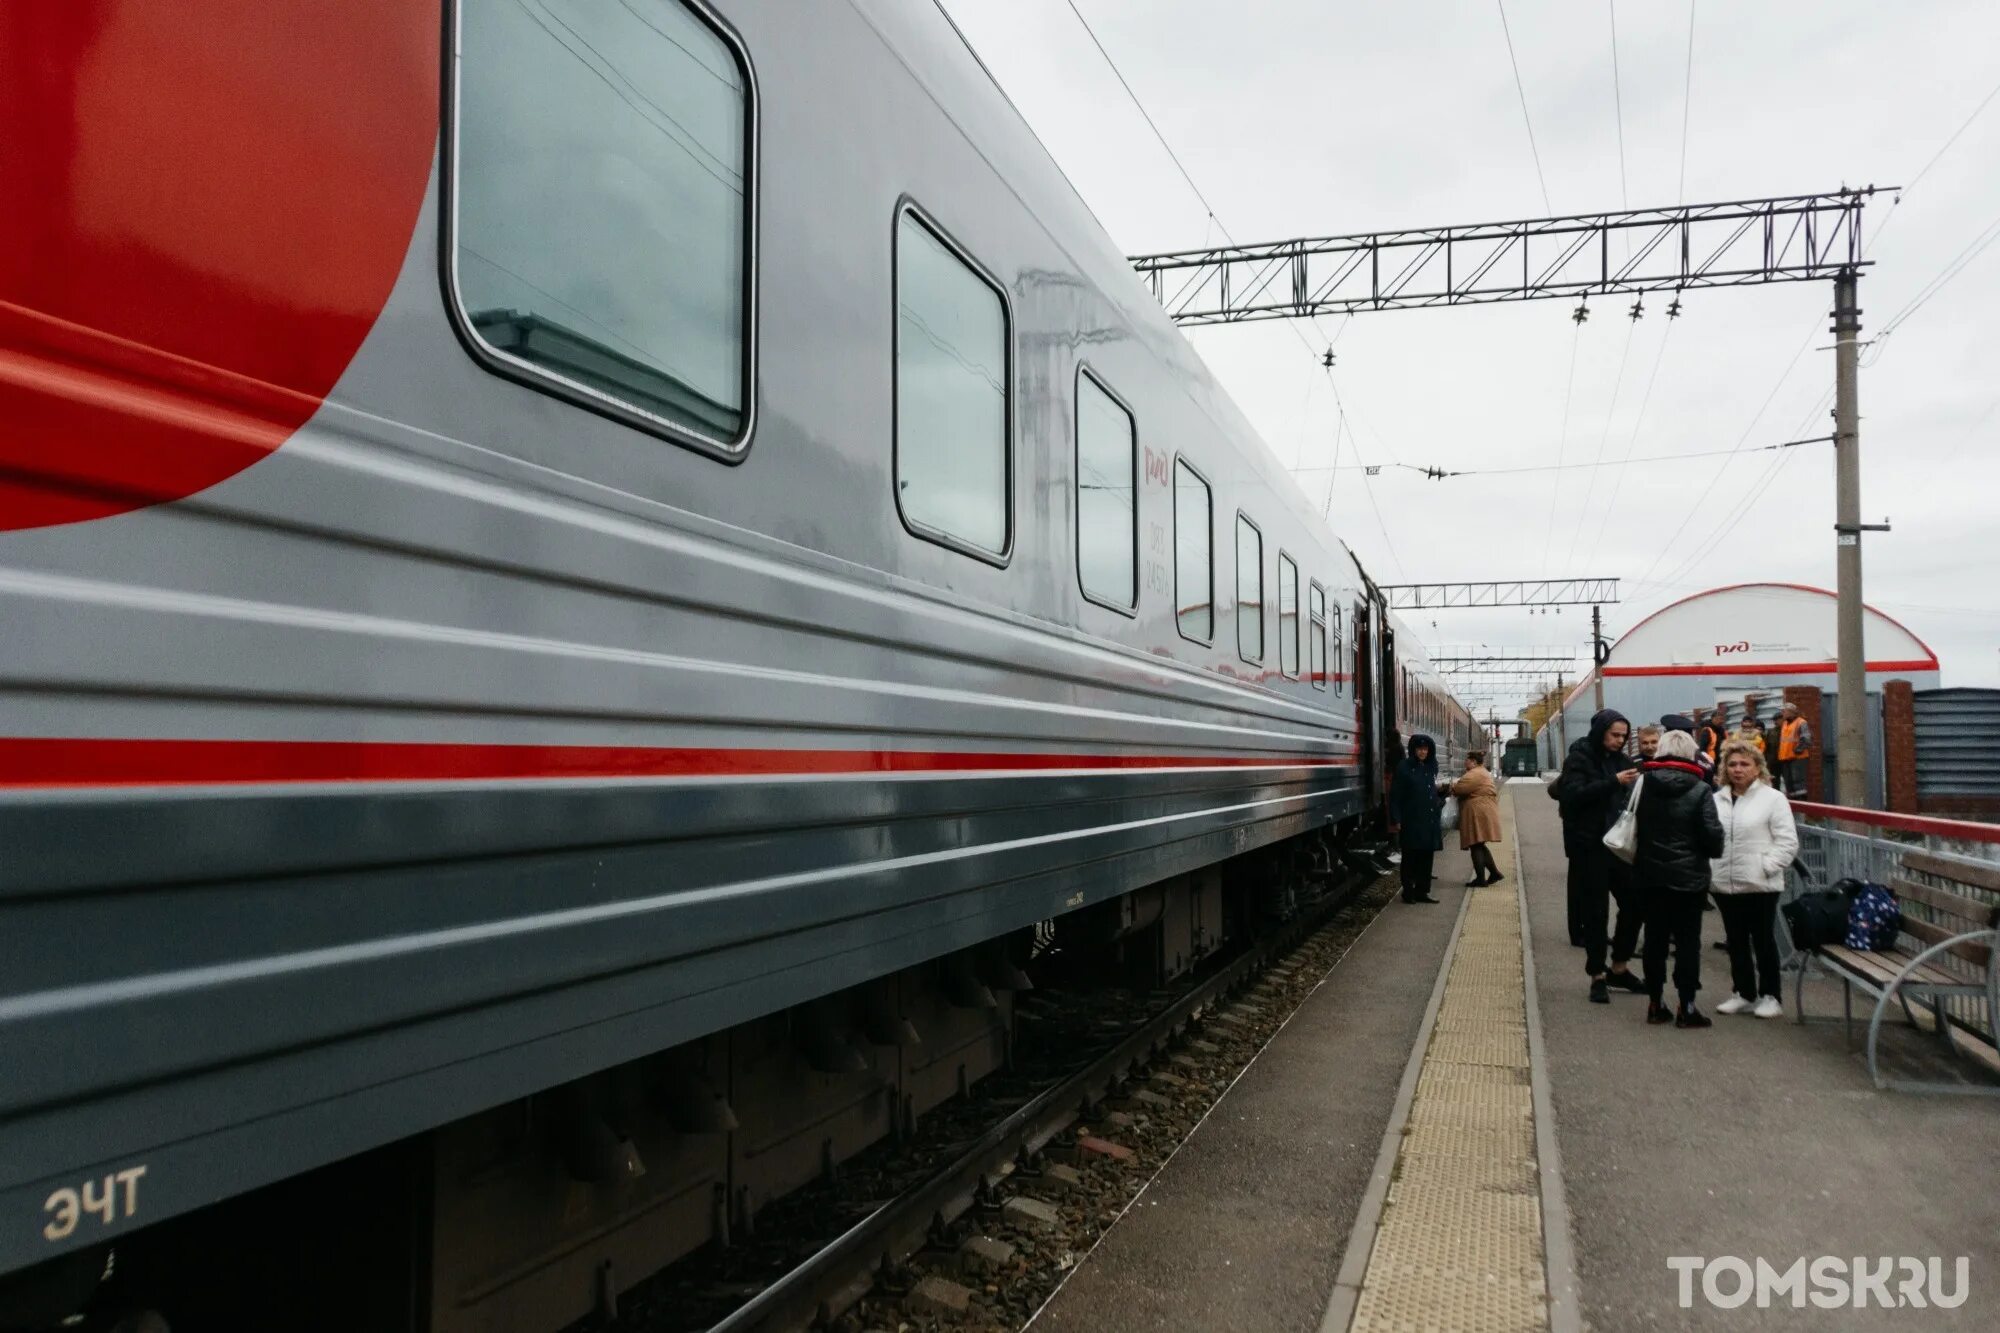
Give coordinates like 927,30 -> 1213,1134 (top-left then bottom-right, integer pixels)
1380,579 -> 1618,610
1431,653 -> 1583,674
1129,188 -> 1880,325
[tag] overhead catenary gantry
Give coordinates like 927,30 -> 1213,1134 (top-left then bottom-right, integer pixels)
1127,189 -> 1876,324
1139,186 -> 1887,805
1380,578 -> 1618,610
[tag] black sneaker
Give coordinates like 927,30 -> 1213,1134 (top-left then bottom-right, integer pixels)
1589,979 -> 1610,1004
1646,1002 -> 1675,1025
1409,894 -> 1440,904
1603,971 -> 1646,993
1675,1004 -> 1713,1029
1486,872 -> 1505,885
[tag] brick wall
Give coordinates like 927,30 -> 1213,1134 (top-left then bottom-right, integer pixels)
1883,679 -> 1917,815
1783,684 -> 1825,803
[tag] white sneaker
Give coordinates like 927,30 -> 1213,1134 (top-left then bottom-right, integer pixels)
1714,994 -> 1752,1015
1752,995 -> 1783,1019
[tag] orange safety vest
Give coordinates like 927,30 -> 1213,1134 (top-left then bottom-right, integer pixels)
1779,717 -> 1808,761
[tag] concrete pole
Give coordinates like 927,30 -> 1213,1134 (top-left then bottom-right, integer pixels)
1832,270 -> 1867,806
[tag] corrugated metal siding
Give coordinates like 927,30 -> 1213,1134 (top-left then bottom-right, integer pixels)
1914,688 -> 2000,797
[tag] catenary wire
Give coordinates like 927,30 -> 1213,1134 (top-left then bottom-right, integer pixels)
1562,316 -> 1636,570
1496,0 -> 1555,214
1541,322 -> 1582,575
1676,1 -> 1696,200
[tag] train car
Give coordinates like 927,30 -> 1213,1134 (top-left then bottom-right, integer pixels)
0,2 -> 1478,1327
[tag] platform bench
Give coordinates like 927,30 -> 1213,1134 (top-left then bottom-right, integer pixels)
1793,851 -> 2000,1095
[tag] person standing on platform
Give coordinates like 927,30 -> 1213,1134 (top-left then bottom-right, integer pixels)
1633,730 -> 1726,1027
1735,715 -> 1768,759
1711,740 -> 1799,1017
1554,709 -> 1642,1002
1451,751 -> 1504,886
1635,723 -> 1662,760
1389,733 -> 1444,904
1775,702 -> 1814,798
1698,709 -> 1729,767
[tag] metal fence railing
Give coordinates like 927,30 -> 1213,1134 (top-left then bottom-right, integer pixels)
1786,801 -> 2000,1046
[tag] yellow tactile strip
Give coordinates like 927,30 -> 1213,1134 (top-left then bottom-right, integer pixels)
1349,858 -> 1549,1331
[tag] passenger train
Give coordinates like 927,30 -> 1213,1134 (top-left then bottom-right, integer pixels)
0,2 -> 1479,1327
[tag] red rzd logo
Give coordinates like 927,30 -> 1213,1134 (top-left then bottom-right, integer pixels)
1715,641 -> 1751,654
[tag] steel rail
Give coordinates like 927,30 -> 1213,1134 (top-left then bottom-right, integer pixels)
705,872 -> 1376,1333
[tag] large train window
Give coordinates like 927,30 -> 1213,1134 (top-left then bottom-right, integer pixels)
449,0 -> 755,455
1173,459 -> 1212,642
1076,368 -> 1137,611
1278,555 -> 1299,678
1308,582 -> 1327,691
893,206 -> 1012,560
1235,515 -> 1263,663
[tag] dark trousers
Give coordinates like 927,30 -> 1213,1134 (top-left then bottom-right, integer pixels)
1579,848 -> 1641,976
1643,889 -> 1706,1004
1566,854 -> 1588,944
1715,892 -> 1783,999
1780,758 -> 1809,797
1400,848 -> 1435,900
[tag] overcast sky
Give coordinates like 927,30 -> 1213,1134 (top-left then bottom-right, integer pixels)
938,0 -> 2000,712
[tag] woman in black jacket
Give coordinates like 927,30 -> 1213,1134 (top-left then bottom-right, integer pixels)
1633,729 -> 1727,1027
1389,733 -> 1444,904
1554,709 -> 1642,1003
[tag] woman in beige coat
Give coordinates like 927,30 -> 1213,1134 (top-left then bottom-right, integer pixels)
1450,751 -> 1505,886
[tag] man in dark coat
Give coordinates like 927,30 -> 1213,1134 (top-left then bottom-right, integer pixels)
1388,733 -> 1443,904
1552,709 -> 1643,1003
1634,730 -> 1727,1026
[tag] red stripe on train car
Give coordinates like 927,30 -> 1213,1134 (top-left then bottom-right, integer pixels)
0,738 -> 1359,788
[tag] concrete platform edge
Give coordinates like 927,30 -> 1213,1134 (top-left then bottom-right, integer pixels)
1316,889 -> 1472,1333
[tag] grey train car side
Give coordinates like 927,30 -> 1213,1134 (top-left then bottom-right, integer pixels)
0,0 -> 1474,1325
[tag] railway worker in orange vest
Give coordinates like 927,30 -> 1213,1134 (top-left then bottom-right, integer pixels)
1775,702 -> 1814,798
1698,709 -> 1729,765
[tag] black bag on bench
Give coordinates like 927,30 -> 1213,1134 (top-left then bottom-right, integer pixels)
1782,879 -> 1859,951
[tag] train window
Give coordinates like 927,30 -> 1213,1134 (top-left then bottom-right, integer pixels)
1278,555 -> 1299,678
1235,515 -> 1263,663
450,0 -> 754,453
1173,459 -> 1212,642
1076,369 -> 1137,611
894,207 -> 1011,559
1308,582 -> 1327,691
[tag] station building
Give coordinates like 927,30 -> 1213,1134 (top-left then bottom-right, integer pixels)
1535,582 -> 1940,777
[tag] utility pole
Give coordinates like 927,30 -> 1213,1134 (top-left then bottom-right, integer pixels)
1591,606 -> 1605,713
1832,271 -> 1867,806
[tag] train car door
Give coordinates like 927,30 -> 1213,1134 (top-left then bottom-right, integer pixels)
1352,601 -> 1374,810
1380,617 -> 1399,801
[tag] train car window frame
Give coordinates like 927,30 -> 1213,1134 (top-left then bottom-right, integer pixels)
1235,513 -> 1263,665
1331,602 -> 1344,696
1308,581 -> 1327,691
1277,553 -> 1300,679
1172,457 -> 1213,644
1074,365 -> 1138,615
441,0 -> 759,460
891,200 -> 1015,565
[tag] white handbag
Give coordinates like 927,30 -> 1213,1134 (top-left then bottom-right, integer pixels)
1601,774 -> 1643,864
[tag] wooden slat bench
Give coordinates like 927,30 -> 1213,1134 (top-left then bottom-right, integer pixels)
1793,851 -> 2000,1094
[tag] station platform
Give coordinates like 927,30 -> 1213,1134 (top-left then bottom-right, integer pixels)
1032,782 -> 2000,1331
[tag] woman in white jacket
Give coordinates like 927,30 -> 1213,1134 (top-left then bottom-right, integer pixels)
1710,739 -> 1800,1017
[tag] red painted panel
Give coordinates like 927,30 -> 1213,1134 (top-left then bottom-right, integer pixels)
1791,801 -> 2000,846
0,1 -> 437,530
0,738 -> 1358,789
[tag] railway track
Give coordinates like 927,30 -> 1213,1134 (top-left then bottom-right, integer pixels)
601,865 -> 1401,1333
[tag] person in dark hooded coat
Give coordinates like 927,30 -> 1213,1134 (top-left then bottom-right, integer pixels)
1634,729 -> 1727,1026
1552,709 -> 1644,1003
1389,733 -> 1444,903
